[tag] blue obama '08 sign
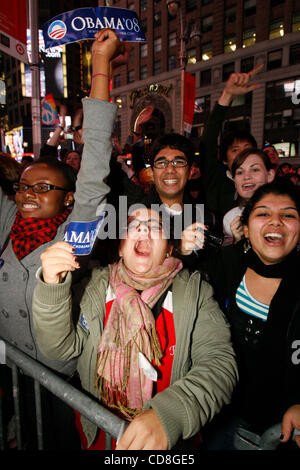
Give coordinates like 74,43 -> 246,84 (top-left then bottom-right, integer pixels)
42,6 -> 146,49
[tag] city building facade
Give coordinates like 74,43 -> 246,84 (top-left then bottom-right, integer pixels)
108,0 -> 300,159
1,0 -> 300,160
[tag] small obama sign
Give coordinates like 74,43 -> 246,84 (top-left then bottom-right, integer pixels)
63,216 -> 105,256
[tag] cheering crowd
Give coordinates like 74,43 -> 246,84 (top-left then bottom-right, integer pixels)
0,29 -> 299,451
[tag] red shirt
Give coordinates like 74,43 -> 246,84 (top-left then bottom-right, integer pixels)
75,285 -> 175,450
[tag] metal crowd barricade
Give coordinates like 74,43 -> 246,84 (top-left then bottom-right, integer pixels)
0,339 -> 126,450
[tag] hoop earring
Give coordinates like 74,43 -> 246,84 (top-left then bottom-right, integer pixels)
243,238 -> 251,254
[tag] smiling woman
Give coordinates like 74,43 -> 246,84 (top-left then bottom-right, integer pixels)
0,28 -> 119,450
198,181 -> 300,450
222,148 -> 275,246
14,160 -> 76,219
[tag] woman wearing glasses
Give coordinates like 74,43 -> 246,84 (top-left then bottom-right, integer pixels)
32,205 -> 237,450
0,29 -> 120,449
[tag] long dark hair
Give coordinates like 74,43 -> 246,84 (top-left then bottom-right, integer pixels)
241,180 -> 300,226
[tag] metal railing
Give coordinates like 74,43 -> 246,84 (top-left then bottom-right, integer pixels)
0,339 -> 126,450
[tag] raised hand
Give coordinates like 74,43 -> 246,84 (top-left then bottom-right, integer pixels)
133,105 -> 154,138
219,63 -> 264,106
92,28 -> 122,67
90,28 -> 121,101
40,241 -> 80,284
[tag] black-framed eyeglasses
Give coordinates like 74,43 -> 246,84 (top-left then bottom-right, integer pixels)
153,158 -> 188,169
13,183 -> 69,194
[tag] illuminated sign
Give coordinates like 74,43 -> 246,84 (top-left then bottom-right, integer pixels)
5,127 -> 23,157
21,29 -> 66,99
129,84 -> 172,108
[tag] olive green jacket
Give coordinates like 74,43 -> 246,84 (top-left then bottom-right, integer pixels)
32,266 -> 238,449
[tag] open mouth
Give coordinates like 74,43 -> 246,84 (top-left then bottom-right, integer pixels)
134,240 -> 151,256
242,183 -> 255,191
264,232 -> 283,244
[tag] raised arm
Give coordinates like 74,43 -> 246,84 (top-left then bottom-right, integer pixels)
199,64 -> 263,217
70,29 -> 121,222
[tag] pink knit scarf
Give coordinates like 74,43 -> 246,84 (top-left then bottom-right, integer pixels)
95,256 -> 183,419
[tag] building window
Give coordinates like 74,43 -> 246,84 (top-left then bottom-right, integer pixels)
267,49 -> 282,70
202,42 -> 212,61
201,15 -> 213,33
141,0 -> 147,12
269,18 -> 284,39
168,55 -> 176,70
265,78 -> 300,150
128,70 -> 135,83
242,29 -> 256,48
292,13 -> 300,32
241,56 -> 254,72
224,36 -> 236,53
140,65 -> 148,80
154,60 -> 161,75
140,43 -> 148,58
186,0 -> 197,12
154,12 -> 161,27
290,44 -> 300,65
154,37 -> 162,54
140,19 -> 147,33
200,69 -> 211,86
187,48 -> 197,65
202,0 -> 212,5
168,31 -> 177,48
114,74 -> 121,88
222,62 -> 235,81
244,0 -> 256,17
225,8 -> 236,25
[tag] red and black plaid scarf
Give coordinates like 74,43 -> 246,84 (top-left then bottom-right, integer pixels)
10,209 -> 71,260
